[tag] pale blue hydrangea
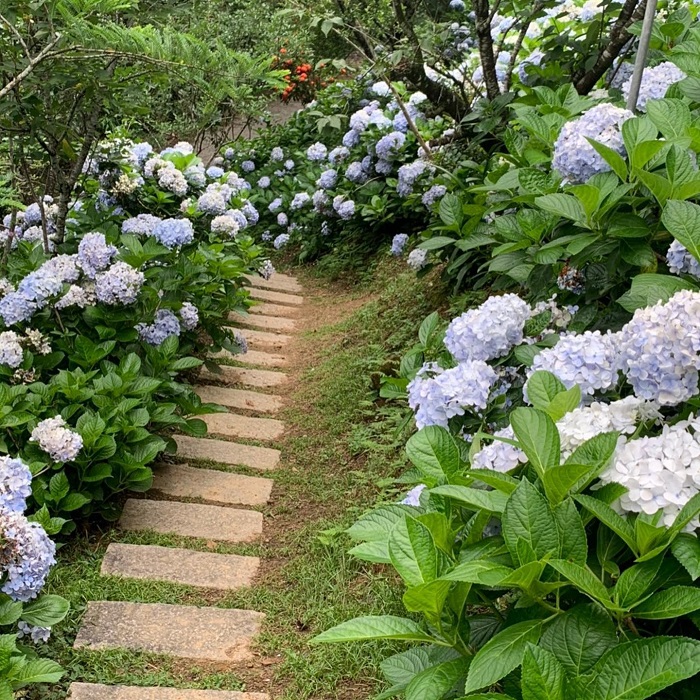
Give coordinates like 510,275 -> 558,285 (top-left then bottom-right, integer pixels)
552,103 -> 633,183
77,232 -> 118,278
270,147 -> 284,161
375,131 -> 406,160
224,147 -> 235,159
369,111 -> 393,130
259,259 -> 275,280
391,233 -> 409,256
196,190 -> 228,216
206,166 -> 225,179
471,427 -> 527,473
349,109 -> 371,132
518,49 -> 544,85
261,230 -> 273,241
226,173 -> 248,193
422,184 -> 447,206
269,198 -> 283,213
361,155 -> 373,172
407,248 -> 428,270
291,192 -> 311,210
274,233 -> 290,249
531,330 -> 620,396
375,159 -> 393,175
257,176 -> 271,189
401,484 -> 426,506
277,212 -> 289,227
342,130 -> 361,148
450,0 -> 466,9
94,262 -> 145,305
609,61 -> 634,90
242,202 -> 259,224
17,622 -> 50,643
30,416 -> 83,462
130,142 -> 153,167
227,209 -> 248,230
152,218 -> 194,248
317,169 -> 338,189
328,146 -> 350,164
393,105 -> 423,133
122,214 -> 162,236
211,215 -> 239,237
184,165 -> 206,188
397,160 -> 429,196
371,81 -> 392,97
0,457 -> 32,513
667,240 -> 700,278
137,309 -> 181,345
179,302 -> 199,331
0,332 -> 23,368
618,290 -> 700,405
284,159 -> 295,171
345,162 -> 368,184
622,61 -> 686,112
0,511 -> 56,601
333,196 -> 355,220
22,203 -> 43,227
241,160 -> 256,172
313,190 -> 330,212
408,360 -> 498,429
307,143 -> 328,161
0,294 -> 37,325
160,141 -> 194,156
445,294 -> 531,362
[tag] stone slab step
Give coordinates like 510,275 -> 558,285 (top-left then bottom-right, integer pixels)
211,348 -> 287,369
203,413 -> 284,442
195,386 -> 283,414
229,311 -> 297,333
199,366 -> 287,389
240,327 -> 292,350
74,601 -> 264,662
245,272 -> 302,293
175,434 -> 280,471
152,463 -> 273,505
69,685 -> 269,700
250,302 -> 300,318
119,499 -> 262,542
248,287 -> 304,306
101,544 -> 260,590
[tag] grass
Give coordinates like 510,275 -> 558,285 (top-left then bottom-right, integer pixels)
29,257 -> 444,700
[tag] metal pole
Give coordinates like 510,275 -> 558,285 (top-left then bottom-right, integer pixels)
625,0 -> 659,111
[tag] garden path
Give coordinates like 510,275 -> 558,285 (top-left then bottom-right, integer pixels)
66,272 -> 304,699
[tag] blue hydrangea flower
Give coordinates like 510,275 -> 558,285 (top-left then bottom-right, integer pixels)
422,184 -> 447,206
375,131 -> 406,160
270,147 -> 284,162
269,198 -> 283,213
622,62 -> 686,111
274,233 -> 290,249
257,176 -> 271,189
277,212 -> 288,227
0,332 -> 23,368
241,160 -> 256,172
137,309 -> 181,345
375,159 -> 393,175
206,166 -> 225,179
179,302 -> 199,331
291,192 -> 311,210
667,240 -> 700,278
407,248 -> 428,270
316,169 -> 338,189
397,160 -> 429,196
345,162 -> 368,184
151,218 -> 194,248
401,484 -> 426,506
0,457 -> 32,513
284,159 -> 295,171
95,262 -> 144,305
342,130 -> 361,148
30,416 -> 83,462
328,146 -> 350,165
242,202 -> 259,224
307,143 -> 328,161
518,49 -> 544,85
391,233 -> 409,256
333,196 -> 355,220
122,214 -> 162,236
77,232 -> 117,278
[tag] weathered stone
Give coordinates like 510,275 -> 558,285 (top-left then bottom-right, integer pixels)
118,499 -> 262,542
239,328 -> 291,350
68,685 -> 269,700
244,272 -> 302,293
250,302 -> 300,318
248,287 -> 304,305
211,348 -> 287,368
100,544 -> 260,590
203,413 -> 284,442
195,386 -> 283,414
73,601 -> 264,662
199,366 -> 287,389
174,435 -> 280,471
152,463 -> 273,505
228,311 -> 296,332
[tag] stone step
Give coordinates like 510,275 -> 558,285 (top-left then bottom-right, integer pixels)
175,434 -> 280,471
248,287 -> 304,306
195,386 -> 283,414
74,601 -> 264,663
199,365 -> 287,389
211,348 -> 287,369
119,499 -> 262,542
229,311 -> 296,332
68,685 -> 269,700
152,463 -> 273,505
245,272 -> 302,293
101,544 -> 260,590
240,327 -> 292,350
203,413 -> 284,442
250,302 -> 300,318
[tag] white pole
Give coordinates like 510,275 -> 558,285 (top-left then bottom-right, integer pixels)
626,0 -> 659,111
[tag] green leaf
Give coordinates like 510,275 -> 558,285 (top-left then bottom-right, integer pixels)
12,658 -> 64,688
545,387 -> 581,422
525,372 -> 567,411
543,464 -> 599,506
575,494 -> 638,554
311,615 -> 434,644
576,636 -> 700,700
346,505 -> 415,542
662,199 -> 700,264
389,516 -> 439,587
548,559 -> 612,607
21,595 -> 70,627
608,214 -> 650,239
170,356 -> 204,371
671,534 -> 700,580
646,98 -> 691,139
510,408 -> 560,478
381,646 -> 460,688
418,236 -> 456,251
48,472 -> 70,501
418,312 -> 440,346
535,194 -> 586,223
522,643 -> 565,700
406,427 -> 461,484
635,168 -> 672,206
430,485 -> 508,513
441,560 -> 513,586
632,586 -> 700,619
405,657 -> 470,700
668,491 -> 700,539
540,604 -> 618,676
439,194 -> 463,228
587,139 -> 627,181
553,498 -> 588,565
503,480 -> 559,564
468,469 -> 518,494
0,600 -> 22,626
403,580 -> 452,616
614,557 -> 663,609
464,620 -> 543,693
617,273 -> 696,313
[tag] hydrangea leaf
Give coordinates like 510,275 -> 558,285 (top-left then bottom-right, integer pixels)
405,657 -> 470,700
389,515 -> 439,587
632,586 -> 700,619
671,534 -> 700,580
522,643 -> 566,700
310,615 -> 434,644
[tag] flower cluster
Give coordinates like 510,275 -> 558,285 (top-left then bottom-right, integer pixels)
666,240 -> 700,278
622,61 -> 686,112
95,262 -> 145,305
136,309 -> 181,346
77,233 -> 118,278
30,416 -> 83,462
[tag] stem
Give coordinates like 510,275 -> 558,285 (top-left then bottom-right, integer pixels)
625,0 -> 658,111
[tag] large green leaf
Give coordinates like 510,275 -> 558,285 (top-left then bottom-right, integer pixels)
406,427 -> 461,483
522,643 -> 565,700
12,658 -> 64,688
21,595 -> 69,627
535,194 -> 586,223
646,98 -> 691,139
311,615 -> 434,644
661,199 -> 700,264
380,646 -> 460,688
346,505 -> 416,542
441,560 -> 514,586
403,580 -> 452,616
576,636 -> 700,700
510,408 -> 560,478
553,498 -> 588,565
671,534 -> 700,580
525,371 -> 567,410
617,273 -> 697,313
464,620 -> 543,693
632,586 -> 700,619
540,604 -> 618,676
389,516 -> 439,587
548,560 -> 612,607
405,657 -> 470,700
430,485 -> 508,513
613,557 -> 663,610
575,494 -> 638,554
